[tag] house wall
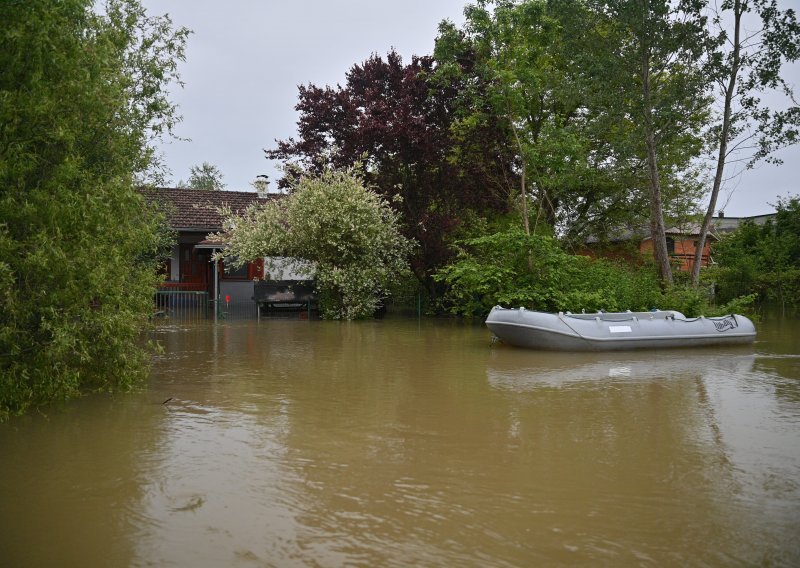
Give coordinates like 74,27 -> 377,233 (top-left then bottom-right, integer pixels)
219,280 -> 256,305
639,237 -> 713,272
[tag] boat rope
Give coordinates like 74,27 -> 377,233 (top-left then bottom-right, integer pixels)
558,314 -> 592,344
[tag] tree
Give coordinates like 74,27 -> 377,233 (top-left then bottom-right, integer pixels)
266,51 -> 512,292
691,0 -> 800,286
180,161 -> 226,190
585,0 -> 712,286
433,0 -> 704,250
212,166 -> 413,320
435,0 -> 587,236
713,195 -> 800,312
0,0 -> 189,419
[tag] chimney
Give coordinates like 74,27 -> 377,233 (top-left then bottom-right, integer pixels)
718,210 -> 725,218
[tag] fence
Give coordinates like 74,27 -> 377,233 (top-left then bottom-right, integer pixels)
154,286 -> 427,320
154,289 -> 210,319
155,290 -> 263,320
217,299 -> 260,320
381,291 -> 426,318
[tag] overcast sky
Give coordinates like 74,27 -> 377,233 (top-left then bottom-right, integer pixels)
141,0 -> 798,217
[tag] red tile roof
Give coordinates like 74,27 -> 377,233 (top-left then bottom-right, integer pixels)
139,187 -> 277,231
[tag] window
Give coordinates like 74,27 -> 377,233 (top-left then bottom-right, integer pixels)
221,257 -> 264,280
222,257 -> 249,280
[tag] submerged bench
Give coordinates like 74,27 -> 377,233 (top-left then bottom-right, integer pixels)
252,280 -> 317,315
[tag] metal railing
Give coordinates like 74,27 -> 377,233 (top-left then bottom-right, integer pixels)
154,285 -> 427,320
154,290 -> 210,319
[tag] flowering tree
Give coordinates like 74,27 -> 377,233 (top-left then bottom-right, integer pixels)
214,166 -> 413,319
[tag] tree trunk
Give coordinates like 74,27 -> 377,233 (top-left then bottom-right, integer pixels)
641,30 -> 673,286
510,117 -> 531,237
508,114 -> 534,270
645,130 -> 674,285
691,0 -> 743,286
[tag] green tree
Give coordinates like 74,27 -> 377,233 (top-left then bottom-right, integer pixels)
0,0 -> 189,419
713,196 -> 800,312
586,0 -> 712,286
433,0 -> 705,249
180,161 -> 226,190
690,0 -> 800,286
213,166 -> 413,320
435,0 -> 593,237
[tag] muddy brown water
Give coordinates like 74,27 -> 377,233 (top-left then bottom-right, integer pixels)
1,316 -> 799,566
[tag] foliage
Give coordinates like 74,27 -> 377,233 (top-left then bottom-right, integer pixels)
691,0 -> 800,285
434,227 -> 665,317
179,161 -> 226,190
0,0 -> 189,420
433,225 -> 761,318
435,0 -> 614,237
266,50 -> 512,289
712,196 -> 800,312
433,0 -> 708,259
582,0 -> 713,285
212,166 -> 413,320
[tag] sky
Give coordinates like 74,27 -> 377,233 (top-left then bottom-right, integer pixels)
140,0 -> 798,217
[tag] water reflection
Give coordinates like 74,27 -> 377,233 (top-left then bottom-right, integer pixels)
0,317 -> 798,567
486,348 -> 757,390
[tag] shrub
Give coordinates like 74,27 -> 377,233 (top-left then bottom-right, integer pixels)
434,228 -> 664,317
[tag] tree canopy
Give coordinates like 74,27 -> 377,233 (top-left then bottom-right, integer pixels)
0,0 -> 188,419
179,161 -> 226,190
267,50 -> 512,291
263,0 -> 797,295
712,195 -> 800,312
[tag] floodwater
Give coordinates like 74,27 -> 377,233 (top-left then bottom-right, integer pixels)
1,315 -> 799,567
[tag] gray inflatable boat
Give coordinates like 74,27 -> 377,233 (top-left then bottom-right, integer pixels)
485,307 -> 756,351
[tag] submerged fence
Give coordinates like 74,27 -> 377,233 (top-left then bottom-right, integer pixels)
217,300 -> 260,319
154,290 -> 210,319
155,288 -> 261,320
154,286 -> 428,320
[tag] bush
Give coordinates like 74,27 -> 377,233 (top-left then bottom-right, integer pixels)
712,196 -> 800,313
434,227 -> 664,317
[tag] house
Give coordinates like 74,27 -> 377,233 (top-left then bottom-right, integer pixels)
140,187 -> 306,316
638,224 -> 713,272
585,212 -> 776,272
710,211 -> 776,234
584,225 -> 712,272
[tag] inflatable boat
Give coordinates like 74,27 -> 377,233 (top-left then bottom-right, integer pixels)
485,307 -> 756,351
